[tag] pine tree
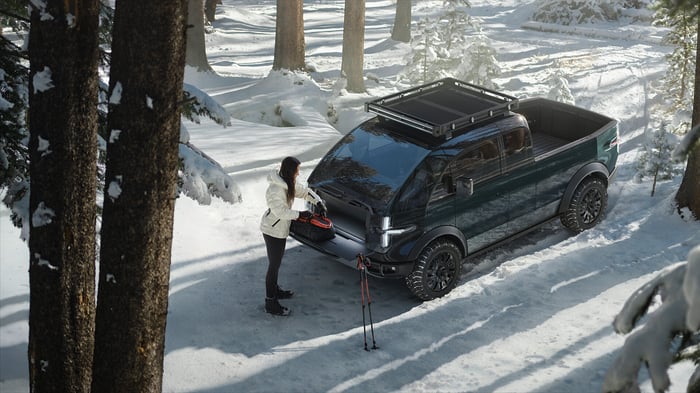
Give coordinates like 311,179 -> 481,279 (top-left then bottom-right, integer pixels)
533,0 -> 617,24
455,30 -> 500,89
26,0 -> 101,388
1,1 -> 114,231
92,0 -> 188,389
441,0 -> 473,52
391,0 -> 411,43
402,20 -> 441,84
0,35 -> 29,232
653,0 -> 699,219
635,122 -> 684,196
0,0 -> 29,32
340,0 -> 366,93
546,68 -> 575,105
273,0 -> 305,72
2,1 -> 238,243
654,1 -> 697,124
400,0 -> 478,85
532,0 -> 654,25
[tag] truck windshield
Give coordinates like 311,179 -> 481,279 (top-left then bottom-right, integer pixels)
310,122 -> 431,206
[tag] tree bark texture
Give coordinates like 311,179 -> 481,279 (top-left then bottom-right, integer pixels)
675,15 -> 700,219
186,0 -> 213,72
273,0 -> 305,71
341,0 -> 366,93
391,0 -> 411,43
27,0 -> 99,391
92,0 -> 188,391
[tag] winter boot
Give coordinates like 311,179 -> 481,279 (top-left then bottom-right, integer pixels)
277,286 -> 294,299
265,297 -> 290,316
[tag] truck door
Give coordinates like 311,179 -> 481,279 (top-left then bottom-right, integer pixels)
451,137 -> 508,253
499,127 -> 540,234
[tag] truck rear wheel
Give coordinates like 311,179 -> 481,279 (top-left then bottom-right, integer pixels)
405,239 -> 462,300
561,177 -> 607,232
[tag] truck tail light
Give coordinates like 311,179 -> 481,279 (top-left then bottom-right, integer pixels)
380,216 -> 416,248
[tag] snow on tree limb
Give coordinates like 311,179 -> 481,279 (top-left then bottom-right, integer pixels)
182,83 -> 231,126
178,141 -> 241,205
604,245 -> 700,393
683,245 -> 700,331
672,124 -> 700,162
177,84 -> 239,205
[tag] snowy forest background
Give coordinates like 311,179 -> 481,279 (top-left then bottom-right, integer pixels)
1,0 -> 700,392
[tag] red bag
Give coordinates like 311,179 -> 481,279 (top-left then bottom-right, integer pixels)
291,213 -> 335,241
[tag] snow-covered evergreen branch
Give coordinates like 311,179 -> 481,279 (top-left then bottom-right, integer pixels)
604,245 -> 700,393
178,83 -> 241,205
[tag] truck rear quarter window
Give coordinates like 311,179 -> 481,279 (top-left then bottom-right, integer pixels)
502,126 -> 533,170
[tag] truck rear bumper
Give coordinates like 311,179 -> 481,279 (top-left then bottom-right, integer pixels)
290,230 -> 413,278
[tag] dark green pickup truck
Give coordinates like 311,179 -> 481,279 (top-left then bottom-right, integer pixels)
292,78 -> 619,300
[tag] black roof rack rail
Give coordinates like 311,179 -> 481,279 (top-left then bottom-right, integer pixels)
365,78 -> 519,138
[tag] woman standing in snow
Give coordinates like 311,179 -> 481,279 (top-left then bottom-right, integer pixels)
260,156 -> 322,316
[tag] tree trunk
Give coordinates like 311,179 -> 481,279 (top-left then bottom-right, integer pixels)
273,0 -> 305,71
27,0 -> 99,391
391,0 -> 411,43
92,0 -> 188,391
186,0 -> 213,72
204,0 -> 220,23
696,15 -> 700,128
341,0 -> 366,93
675,15 -> 700,219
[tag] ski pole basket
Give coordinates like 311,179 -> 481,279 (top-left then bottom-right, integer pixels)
365,78 -> 519,139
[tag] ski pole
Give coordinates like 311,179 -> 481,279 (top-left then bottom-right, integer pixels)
362,262 -> 378,350
358,255 -> 369,351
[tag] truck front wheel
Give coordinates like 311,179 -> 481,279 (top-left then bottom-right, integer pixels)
561,177 -> 608,232
405,239 -> 462,300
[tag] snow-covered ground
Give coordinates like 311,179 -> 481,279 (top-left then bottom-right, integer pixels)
2,0 -> 699,392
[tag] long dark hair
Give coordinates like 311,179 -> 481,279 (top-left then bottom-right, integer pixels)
279,156 -> 300,204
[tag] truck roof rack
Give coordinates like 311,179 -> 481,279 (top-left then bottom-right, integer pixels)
365,78 -> 519,138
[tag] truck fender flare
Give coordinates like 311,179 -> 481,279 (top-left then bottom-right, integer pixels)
558,162 -> 610,214
407,225 -> 468,261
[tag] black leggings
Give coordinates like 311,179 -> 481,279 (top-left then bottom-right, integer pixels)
263,234 -> 287,299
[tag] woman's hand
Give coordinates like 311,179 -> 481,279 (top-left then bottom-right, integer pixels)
316,202 -> 327,216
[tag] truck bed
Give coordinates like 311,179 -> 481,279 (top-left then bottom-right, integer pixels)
515,97 -> 616,158
516,98 -> 614,142
531,133 -> 568,156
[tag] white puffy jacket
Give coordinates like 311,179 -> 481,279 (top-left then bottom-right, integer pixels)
260,170 -> 321,239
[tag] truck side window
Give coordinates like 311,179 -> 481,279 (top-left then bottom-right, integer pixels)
502,127 -> 532,170
397,156 -> 447,211
451,138 -> 501,184
431,172 -> 452,201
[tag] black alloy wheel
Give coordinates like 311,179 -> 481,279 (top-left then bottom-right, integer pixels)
405,239 -> 463,300
561,177 -> 608,232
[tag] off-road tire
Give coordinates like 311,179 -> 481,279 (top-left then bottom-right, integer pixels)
561,177 -> 607,232
405,239 -> 462,300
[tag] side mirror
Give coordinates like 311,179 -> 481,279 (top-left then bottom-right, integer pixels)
456,177 -> 474,197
